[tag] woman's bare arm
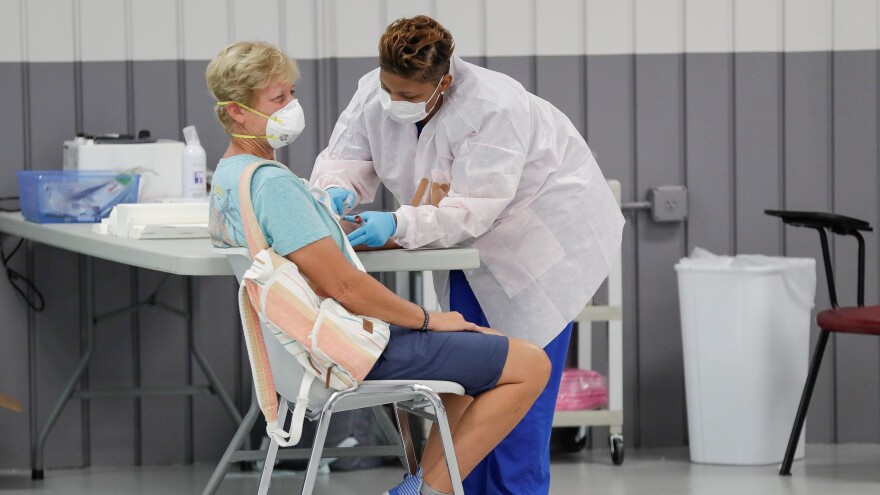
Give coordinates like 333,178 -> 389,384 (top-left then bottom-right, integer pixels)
287,237 -> 474,331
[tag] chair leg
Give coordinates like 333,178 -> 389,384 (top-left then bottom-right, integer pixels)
301,407 -> 335,495
780,330 -> 831,476
415,387 -> 464,495
258,400 -> 289,495
202,394 -> 262,495
394,405 -> 420,475
373,406 -> 412,473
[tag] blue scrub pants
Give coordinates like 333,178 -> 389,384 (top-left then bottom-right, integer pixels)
449,270 -> 572,495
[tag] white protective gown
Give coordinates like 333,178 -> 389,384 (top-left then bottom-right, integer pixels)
311,55 -> 625,347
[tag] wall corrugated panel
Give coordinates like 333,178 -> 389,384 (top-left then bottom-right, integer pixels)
2,0 -> 880,470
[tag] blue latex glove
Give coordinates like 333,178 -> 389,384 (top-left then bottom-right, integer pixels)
344,211 -> 397,247
326,187 -> 356,215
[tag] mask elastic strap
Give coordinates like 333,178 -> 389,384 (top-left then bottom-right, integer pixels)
425,77 -> 446,114
229,133 -> 277,140
217,101 -> 282,124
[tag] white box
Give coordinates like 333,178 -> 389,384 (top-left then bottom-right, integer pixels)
676,250 -> 816,465
63,138 -> 185,202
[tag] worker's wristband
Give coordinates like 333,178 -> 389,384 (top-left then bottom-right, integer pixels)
419,305 -> 430,332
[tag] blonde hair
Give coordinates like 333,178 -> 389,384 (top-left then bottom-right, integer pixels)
206,41 -> 300,132
380,16 -> 454,84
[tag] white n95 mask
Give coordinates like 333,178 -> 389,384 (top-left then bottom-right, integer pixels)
379,79 -> 443,124
218,98 -> 305,149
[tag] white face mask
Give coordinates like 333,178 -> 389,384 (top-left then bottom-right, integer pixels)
219,98 -> 306,149
379,79 -> 444,124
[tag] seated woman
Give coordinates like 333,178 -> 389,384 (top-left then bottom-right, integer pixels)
205,41 -> 550,495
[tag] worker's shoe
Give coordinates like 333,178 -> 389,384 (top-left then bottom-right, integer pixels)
382,467 -> 423,495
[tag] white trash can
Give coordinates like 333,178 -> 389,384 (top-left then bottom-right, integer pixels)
675,248 -> 816,465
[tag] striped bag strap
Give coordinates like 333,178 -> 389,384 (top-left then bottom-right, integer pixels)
238,282 -> 278,426
238,160 -> 281,258
236,159 -> 284,430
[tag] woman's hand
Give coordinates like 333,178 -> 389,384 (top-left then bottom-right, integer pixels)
427,311 -> 477,332
473,325 -> 504,336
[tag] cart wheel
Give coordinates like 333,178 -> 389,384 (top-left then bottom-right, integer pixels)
609,434 -> 624,465
559,427 -> 589,453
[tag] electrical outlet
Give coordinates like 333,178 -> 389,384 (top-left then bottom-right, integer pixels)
649,186 -> 688,222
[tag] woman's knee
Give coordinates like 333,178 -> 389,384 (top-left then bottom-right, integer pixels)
502,338 -> 551,390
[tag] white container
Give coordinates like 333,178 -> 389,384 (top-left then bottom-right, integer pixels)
675,248 -> 816,465
63,138 -> 184,201
181,125 -> 207,198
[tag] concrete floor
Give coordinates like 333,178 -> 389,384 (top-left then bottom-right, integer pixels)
0,444 -> 878,494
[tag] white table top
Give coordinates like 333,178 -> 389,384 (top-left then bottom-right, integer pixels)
0,212 -> 480,276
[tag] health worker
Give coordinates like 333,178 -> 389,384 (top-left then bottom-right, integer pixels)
310,15 -> 624,495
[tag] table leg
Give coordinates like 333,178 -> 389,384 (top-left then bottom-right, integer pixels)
31,256 -> 95,480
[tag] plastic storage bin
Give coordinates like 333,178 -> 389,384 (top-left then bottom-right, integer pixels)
675,248 -> 816,465
17,170 -> 140,223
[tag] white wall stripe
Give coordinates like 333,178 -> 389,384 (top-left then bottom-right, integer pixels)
635,0 -> 684,54
536,0 -> 584,56
434,0 -> 484,58
785,0 -> 832,52
587,0 -> 634,56
80,0 -> 127,61
0,0 -> 23,62
833,0 -> 879,51
734,0 -> 783,53
131,0 -> 179,60
232,0 -> 281,48
485,0 -> 534,57
3,0 -> 880,63
685,0 -> 734,53
181,0 -> 229,60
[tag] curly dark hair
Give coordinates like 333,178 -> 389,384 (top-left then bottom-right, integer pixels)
379,15 -> 455,84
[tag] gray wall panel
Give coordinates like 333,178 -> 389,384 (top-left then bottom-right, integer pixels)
28,63 -> 76,170
485,55 -> 535,94
32,246 -> 83,469
784,51 -> 835,443
191,277 -> 241,461
80,62 -> 129,136
0,63 -> 25,195
4,49 -> 880,470
87,260 -> 136,466
137,272 -> 189,465
634,53 -> 687,447
132,61 -> 181,141
0,62 -> 28,469
585,54 -> 639,445
685,53 -> 734,255
185,61 -> 227,173
535,55 -> 586,134
831,50 -> 880,443
80,63 -> 136,466
27,62 -> 83,469
288,59 -> 322,179
734,53 -> 783,255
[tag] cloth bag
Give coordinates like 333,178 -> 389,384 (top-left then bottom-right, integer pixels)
237,160 -> 390,447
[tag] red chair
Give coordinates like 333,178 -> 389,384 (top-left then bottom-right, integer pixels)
765,210 -> 877,475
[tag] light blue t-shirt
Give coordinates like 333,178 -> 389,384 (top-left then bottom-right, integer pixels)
209,154 -> 351,263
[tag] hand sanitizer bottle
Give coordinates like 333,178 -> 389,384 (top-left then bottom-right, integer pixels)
181,125 -> 207,198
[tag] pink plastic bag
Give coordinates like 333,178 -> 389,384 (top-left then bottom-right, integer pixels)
555,368 -> 608,411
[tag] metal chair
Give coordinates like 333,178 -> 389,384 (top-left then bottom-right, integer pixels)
765,210 -> 878,475
205,248 -> 465,495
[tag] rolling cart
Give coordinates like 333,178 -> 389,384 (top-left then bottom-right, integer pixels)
551,180 -> 624,465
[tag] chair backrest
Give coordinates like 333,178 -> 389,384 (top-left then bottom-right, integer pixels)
765,210 -> 874,308
219,247 -> 333,412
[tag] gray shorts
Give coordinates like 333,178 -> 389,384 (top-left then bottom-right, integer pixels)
366,326 -> 509,397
